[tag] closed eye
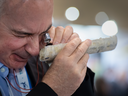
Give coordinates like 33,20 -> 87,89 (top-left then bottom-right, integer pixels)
12,29 -> 33,38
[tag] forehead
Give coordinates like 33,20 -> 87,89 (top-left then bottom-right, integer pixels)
4,0 -> 53,16
2,0 -> 53,33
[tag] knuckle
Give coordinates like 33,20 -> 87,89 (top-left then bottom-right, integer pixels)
74,68 -> 79,76
47,26 -> 55,35
56,26 -> 64,32
70,38 -> 81,48
77,46 -> 85,55
73,33 -> 79,38
73,38 -> 81,44
65,26 -> 73,31
50,26 -> 55,31
70,41 -> 77,48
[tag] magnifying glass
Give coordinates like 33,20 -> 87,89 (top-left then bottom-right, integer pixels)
44,33 -> 51,44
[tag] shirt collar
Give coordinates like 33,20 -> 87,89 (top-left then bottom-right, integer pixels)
0,62 -> 9,78
0,62 -> 4,68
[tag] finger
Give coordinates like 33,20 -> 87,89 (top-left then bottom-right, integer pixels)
67,32 -> 79,43
59,37 -> 81,56
61,26 -> 73,43
70,39 -> 91,63
77,53 -> 89,71
53,26 -> 64,45
48,26 -> 55,43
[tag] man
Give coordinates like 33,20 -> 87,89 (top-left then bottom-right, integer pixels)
0,0 -> 94,96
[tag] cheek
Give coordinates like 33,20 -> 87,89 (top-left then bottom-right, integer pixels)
5,37 -> 27,51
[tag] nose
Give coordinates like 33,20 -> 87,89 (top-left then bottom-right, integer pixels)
25,36 -> 40,56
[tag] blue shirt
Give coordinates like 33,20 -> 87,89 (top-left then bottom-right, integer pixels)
0,62 -> 31,96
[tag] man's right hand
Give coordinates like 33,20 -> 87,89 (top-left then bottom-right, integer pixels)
42,26 -> 91,96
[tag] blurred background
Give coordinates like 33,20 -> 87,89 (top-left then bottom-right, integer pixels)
52,0 -> 128,96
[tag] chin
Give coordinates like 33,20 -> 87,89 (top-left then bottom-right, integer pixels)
10,61 -> 27,69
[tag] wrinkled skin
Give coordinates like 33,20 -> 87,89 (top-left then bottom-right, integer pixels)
0,0 -> 53,69
43,26 -> 92,96
0,0 -> 91,95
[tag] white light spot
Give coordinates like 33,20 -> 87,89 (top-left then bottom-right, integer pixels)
65,7 -> 80,21
95,12 -> 109,25
102,20 -> 118,36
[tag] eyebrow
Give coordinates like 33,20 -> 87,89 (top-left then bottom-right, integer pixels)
43,24 -> 52,33
11,24 -> 52,35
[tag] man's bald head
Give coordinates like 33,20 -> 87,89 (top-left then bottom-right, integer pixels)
0,0 -> 53,19
0,0 -> 53,69
0,0 -> 5,17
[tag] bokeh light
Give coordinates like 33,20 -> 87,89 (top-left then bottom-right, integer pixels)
65,7 -> 80,21
102,20 -> 118,36
95,12 -> 109,25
